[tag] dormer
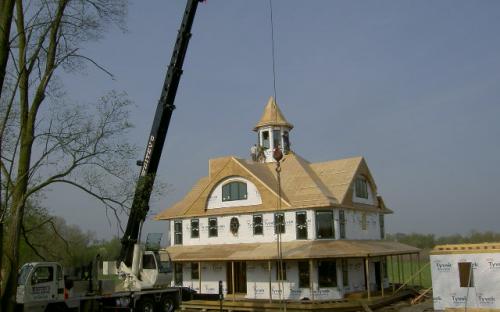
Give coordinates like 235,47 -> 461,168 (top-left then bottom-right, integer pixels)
207,176 -> 262,209
253,97 -> 293,163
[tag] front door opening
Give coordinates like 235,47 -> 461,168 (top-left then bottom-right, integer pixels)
226,262 -> 247,294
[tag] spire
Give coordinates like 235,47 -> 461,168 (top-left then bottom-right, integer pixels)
253,96 -> 293,131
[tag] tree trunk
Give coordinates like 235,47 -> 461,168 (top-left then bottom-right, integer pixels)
0,0 -> 15,98
1,122 -> 34,312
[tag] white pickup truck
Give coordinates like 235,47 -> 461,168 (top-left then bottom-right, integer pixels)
15,246 -> 180,312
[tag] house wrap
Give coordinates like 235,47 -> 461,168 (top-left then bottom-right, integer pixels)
155,97 -> 419,301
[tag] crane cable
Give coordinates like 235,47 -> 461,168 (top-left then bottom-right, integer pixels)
269,0 -> 278,105
269,3 -> 286,311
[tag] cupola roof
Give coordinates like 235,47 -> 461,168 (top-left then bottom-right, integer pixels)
253,96 -> 293,131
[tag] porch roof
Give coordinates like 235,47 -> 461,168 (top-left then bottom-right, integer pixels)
162,240 -> 419,262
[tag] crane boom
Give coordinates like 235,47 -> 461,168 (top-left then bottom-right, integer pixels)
119,0 -> 202,267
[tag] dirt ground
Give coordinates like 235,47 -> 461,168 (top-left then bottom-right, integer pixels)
374,297 -> 434,312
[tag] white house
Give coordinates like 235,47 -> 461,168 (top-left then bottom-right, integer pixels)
431,242 -> 500,311
156,97 -> 419,301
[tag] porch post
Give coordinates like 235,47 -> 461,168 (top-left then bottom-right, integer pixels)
268,260 -> 272,303
401,255 -> 405,285
381,257 -> 385,297
391,256 -> 395,294
417,253 -> 422,287
397,255 -> 401,285
409,254 -> 414,286
365,257 -> 371,300
199,262 -> 202,293
309,259 -> 314,302
232,261 -> 235,301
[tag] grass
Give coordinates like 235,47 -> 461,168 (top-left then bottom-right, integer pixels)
386,255 -> 432,289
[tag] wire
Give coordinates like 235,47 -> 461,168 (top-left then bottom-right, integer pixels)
269,0 -> 278,104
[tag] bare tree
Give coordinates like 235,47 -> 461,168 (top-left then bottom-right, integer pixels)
0,1 -> 131,310
0,0 -> 16,98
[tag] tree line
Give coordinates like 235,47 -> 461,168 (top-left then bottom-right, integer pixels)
386,231 -> 500,250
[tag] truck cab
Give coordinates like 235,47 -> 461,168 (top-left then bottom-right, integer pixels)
16,262 -> 65,311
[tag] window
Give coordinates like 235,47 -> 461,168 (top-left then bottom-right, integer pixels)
143,254 -> 156,269
458,262 -> 474,287
283,131 -> 290,152
191,262 -> 199,280
174,263 -> 183,286
361,213 -> 367,231
379,214 -> 385,239
355,177 -> 368,199
222,181 -> 247,201
276,262 -> 287,281
253,214 -> 263,235
342,259 -> 349,287
274,212 -> 285,234
174,220 -> 183,245
191,219 -> 199,238
262,131 -> 270,149
296,211 -> 308,239
318,261 -> 337,287
298,261 -> 310,288
339,210 -> 346,239
208,218 -> 218,237
273,129 -> 281,149
31,266 -> 53,285
316,210 -> 334,239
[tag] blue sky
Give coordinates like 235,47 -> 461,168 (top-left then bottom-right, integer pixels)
46,0 -> 500,239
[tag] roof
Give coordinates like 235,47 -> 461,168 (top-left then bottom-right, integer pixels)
162,240 -> 419,262
253,96 -> 293,130
155,152 -> 391,220
431,242 -> 500,255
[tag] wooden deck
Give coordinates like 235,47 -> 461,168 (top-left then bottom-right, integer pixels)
179,289 -> 417,312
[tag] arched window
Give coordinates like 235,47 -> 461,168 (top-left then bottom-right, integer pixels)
222,181 -> 247,202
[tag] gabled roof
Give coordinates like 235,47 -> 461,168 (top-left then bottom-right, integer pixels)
155,153 -> 389,220
253,96 -> 293,130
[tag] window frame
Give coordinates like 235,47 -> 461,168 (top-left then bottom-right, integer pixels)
222,181 -> 248,202
275,261 -> 287,281
342,259 -> 349,287
298,261 -> 310,288
274,212 -> 285,234
174,263 -> 183,286
191,262 -> 199,280
272,129 -> 281,149
379,214 -> 385,239
262,130 -> 270,149
315,210 -> 335,239
458,262 -> 474,287
318,260 -> 337,288
208,217 -> 218,237
190,218 -> 199,239
174,220 -> 183,245
339,210 -> 346,239
361,213 -> 367,231
253,214 -> 263,235
355,177 -> 369,199
295,211 -> 308,240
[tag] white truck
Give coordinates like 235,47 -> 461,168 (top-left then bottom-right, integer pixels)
15,243 -> 181,312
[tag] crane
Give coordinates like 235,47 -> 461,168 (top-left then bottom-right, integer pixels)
119,0 -> 203,268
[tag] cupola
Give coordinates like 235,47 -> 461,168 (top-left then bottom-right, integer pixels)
252,97 -> 293,163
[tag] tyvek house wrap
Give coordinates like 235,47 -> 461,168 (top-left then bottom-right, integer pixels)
430,252 -> 500,310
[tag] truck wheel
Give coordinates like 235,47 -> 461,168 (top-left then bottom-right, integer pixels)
137,297 -> 155,312
160,296 -> 175,312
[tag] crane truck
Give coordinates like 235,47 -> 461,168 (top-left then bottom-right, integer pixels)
14,1 -> 203,311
